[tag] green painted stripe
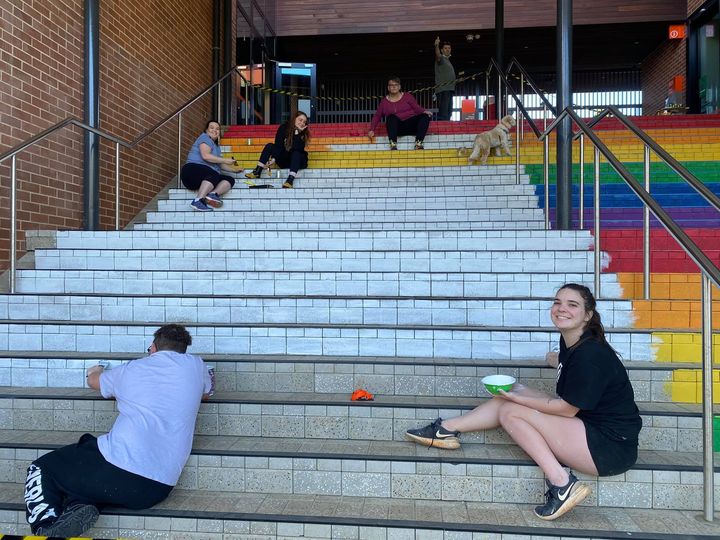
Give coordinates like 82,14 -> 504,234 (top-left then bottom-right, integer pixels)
525,161 -> 720,185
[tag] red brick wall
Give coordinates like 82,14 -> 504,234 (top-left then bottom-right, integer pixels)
0,0 -> 219,270
0,0 -> 85,268
98,0 -> 216,228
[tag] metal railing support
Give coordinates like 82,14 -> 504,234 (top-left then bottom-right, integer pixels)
515,122 -> 520,185
177,113 -> 183,188
579,134 -> 585,230
593,145 -> 601,298
485,74 -> 489,121
10,156 -> 17,294
643,145 -> 651,299
217,86 -> 222,124
520,73 -> 525,141
701,275 -> 715,522
543,136 -> 550,230
115,143 -> 121,231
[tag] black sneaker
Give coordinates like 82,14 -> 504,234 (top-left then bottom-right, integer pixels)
389,141 -> 398,151
405,418 -> 460,449
35,503 -> 99,537
534,472 -> 591,521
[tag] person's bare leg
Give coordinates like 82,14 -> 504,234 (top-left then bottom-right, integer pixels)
442,385 -> 554,433
498,401 -> 597,485
441,398 -> 504,432
196,180 -> 214,200
213,179 -> 232,196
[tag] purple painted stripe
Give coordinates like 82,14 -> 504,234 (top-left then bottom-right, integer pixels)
547,207 -> 720,229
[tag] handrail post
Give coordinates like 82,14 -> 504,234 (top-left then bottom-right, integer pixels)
594,145 -> 601,298
515,111 -> 520,185
701,274 -> 715,522
177,113 -> 183,188
245,75 -> 250,125
543,104 -> 547,131
520,73 -> 525,141
579,134 -> 585,230
10,155 -> 17,294
643,145 -> 651,299
115,142 -> 121,231
543,136 -> 550,230
217,83 -> 222,124
485,74 -> 489,121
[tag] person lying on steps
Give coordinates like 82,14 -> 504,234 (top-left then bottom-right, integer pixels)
24,324 -> 214,537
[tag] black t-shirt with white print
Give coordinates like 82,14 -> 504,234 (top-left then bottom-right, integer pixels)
556,331 -> 642,444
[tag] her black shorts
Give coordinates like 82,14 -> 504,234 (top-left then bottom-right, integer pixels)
181,163 -> 236,190
584,422 -> 638,476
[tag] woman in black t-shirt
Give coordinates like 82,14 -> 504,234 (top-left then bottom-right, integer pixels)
405,283 -> 641,521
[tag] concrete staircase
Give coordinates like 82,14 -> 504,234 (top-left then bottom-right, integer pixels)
0,123 -> 718,539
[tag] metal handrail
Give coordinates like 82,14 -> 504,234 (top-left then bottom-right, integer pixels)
1,65 -> 249,293
541,107 -> 720,288
575,106 -> 720,213
485,57 -> 542,138
505,57 -> 557,116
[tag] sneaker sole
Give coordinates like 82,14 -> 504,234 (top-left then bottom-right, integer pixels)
534,482 -> 592,521
191,205 -> 212,211
405,432 -> 460,450
204,198 -> 223,208
37,505 -> 99,537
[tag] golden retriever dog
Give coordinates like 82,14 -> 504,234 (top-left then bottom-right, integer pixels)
458,115 -> 517,165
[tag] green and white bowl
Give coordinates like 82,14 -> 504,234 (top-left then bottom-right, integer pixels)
481,374 -> 516,395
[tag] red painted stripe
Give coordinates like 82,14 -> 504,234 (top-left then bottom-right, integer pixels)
597,228 -> 720,273
223,114 -> 720,138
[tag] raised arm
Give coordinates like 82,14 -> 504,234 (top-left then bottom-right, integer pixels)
434,36 -> 442,62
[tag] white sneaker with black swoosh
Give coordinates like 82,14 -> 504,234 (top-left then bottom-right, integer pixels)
405,418 -> 460,449
534,471 -> 592,520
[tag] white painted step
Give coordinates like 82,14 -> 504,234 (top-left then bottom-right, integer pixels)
41,229 -> 593,252
15,269 -> 624,297
141,208 -> 545,225
0,322 -> 652,359
33,248 -> 600,273
167,184 -> 538,199
157,197 -> 540,213
132,219 -> 545,231
0,295 -> 634,327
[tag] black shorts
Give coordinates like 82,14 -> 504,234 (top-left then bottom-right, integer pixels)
584,422 -> 638,476
181,163 -> 236,190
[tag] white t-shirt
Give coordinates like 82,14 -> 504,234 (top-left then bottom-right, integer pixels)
97,351 -> 212,486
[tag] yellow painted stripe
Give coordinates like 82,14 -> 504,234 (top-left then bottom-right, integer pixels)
666,369 -> 720,403
652,332 -> 720,363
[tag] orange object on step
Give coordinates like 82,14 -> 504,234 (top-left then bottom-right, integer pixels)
350,389 -> 374,401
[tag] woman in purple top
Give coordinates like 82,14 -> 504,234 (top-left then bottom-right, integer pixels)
368,77 -> 432,150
